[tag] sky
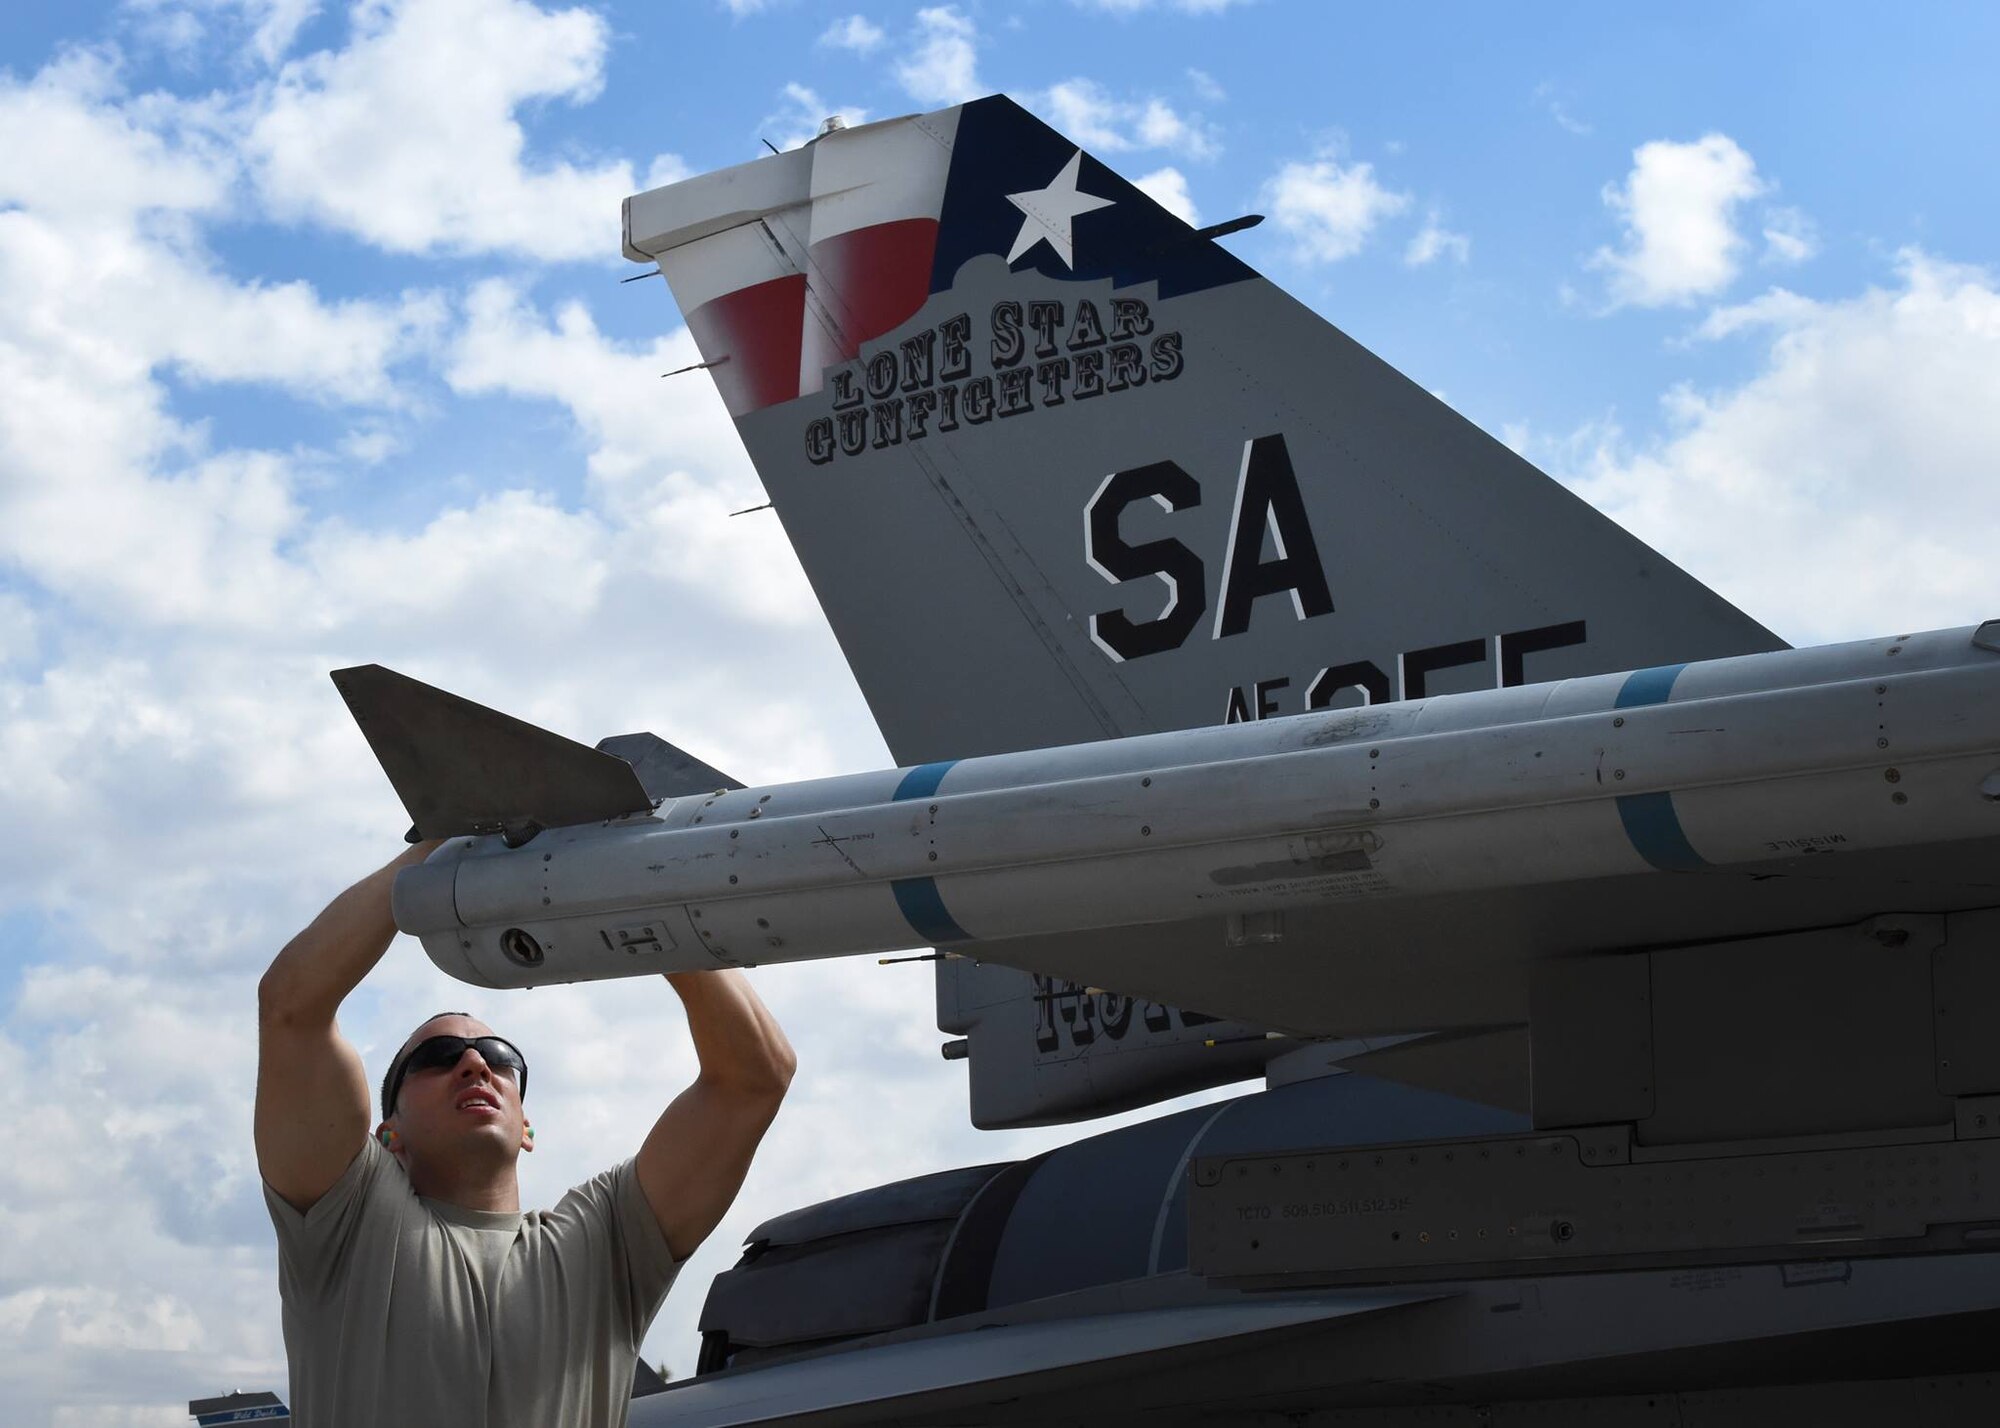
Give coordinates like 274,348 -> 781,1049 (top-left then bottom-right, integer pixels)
3,1 -> 1999,1421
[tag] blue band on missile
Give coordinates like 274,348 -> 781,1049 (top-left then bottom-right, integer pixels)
892,877 -> 971,943
1614,663 -> 1688,709
1616,791 -> 1709,872
1609,663 -> 1708,869
894,761 -> 958,802
891,764 -> 968,941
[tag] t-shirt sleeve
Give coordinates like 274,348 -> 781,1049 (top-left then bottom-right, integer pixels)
613,1159 -> 684,1329
262,1133 -> 398,1301
553,1160 -> 683,1341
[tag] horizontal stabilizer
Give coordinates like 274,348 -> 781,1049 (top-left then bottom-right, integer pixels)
332,664 -> 658,842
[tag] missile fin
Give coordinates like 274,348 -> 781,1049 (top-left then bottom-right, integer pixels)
331,664 -> 655,841
594,731 -> 744,800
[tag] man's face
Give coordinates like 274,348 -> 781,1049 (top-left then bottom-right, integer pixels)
382,1014 -> 530,1162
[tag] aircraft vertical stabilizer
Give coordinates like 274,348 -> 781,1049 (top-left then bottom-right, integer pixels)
624,97 -> 1786,1125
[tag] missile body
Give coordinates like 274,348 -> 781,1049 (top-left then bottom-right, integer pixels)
394,626 -> 2000,989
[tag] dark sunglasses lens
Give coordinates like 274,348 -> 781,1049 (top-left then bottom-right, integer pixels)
475,1038 -> 525,1078
406,1036 -> 524,1080
408,1037 -> 467,1073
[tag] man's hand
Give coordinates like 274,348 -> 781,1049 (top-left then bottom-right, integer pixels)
636,970 -> 796,1260
255,843 -> 438,1212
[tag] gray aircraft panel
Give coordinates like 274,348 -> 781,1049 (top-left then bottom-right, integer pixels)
731,259 -> 1782,767
956,833 -> 2000,1041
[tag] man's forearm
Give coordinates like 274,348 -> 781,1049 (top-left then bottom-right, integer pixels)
666,969 -> 797,1096
259,842 -> 438,1024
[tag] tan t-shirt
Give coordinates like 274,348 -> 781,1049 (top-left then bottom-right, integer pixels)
264,1136 -> 680,1428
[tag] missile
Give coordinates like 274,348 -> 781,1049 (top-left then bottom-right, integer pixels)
344,624 -> 2000,991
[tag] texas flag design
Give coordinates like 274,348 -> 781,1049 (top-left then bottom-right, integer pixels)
622,96 -> 1255,419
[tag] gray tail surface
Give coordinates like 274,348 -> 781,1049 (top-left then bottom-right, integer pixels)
625,96 -> 1784,1126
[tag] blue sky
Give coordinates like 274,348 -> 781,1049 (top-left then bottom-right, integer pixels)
3,2 -> 1998,1421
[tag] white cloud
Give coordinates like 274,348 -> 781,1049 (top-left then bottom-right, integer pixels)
1762,204 -> 1818,265
1071,0 -> 1253,11
1559,250 -> 2000,643
1032,79 -> 1219,161
761,81 -> 870,153
1187,67 -> 1225,101
1591,133 -> 1765,309
0,592 -> 38,667
1532,80 -> 1591,136
338,422 -> 403,465
130,5 -> 208,62
1405,215 -> 1470,266
895,6 -> 981,105
1135,97 -> 1216,157
244,0 -> 681,260
0,61 -> 441,634
1262,157 -> 1411,263
444,279 -> 825,632
1134,166 -> 1199,225
134,0 -> 322,66
241,0 -> 320,63
819,14 -> 885,53
0,48 -> 229,220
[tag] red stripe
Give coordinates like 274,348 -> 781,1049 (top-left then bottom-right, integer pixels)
685,273 -> 807,417
802,218 -> 941,385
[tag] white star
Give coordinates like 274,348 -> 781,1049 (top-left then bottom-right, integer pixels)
1004,150 -> 1115,269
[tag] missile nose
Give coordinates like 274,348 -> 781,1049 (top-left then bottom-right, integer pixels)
393,856 -> 459,939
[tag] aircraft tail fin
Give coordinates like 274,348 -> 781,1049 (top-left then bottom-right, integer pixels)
624,97 -> 1784,1127
624,97 -> 1782,770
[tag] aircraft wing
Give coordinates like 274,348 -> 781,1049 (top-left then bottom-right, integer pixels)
640,1294 -> 1439,1428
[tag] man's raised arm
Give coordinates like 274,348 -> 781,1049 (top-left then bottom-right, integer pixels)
636,971 -> 797,1261
256,843 -> 437,1212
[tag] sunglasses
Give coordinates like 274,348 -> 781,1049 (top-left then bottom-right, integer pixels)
383,1034 -> 528,1114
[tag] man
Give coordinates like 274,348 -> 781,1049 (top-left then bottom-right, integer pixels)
255,841 -> 795,1426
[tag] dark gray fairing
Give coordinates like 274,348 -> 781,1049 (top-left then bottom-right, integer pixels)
663,1072 -> 2000,1425
331,665 -> 737,841
698,1163 -> 1011,1368
693,1074 -> 1519,1372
